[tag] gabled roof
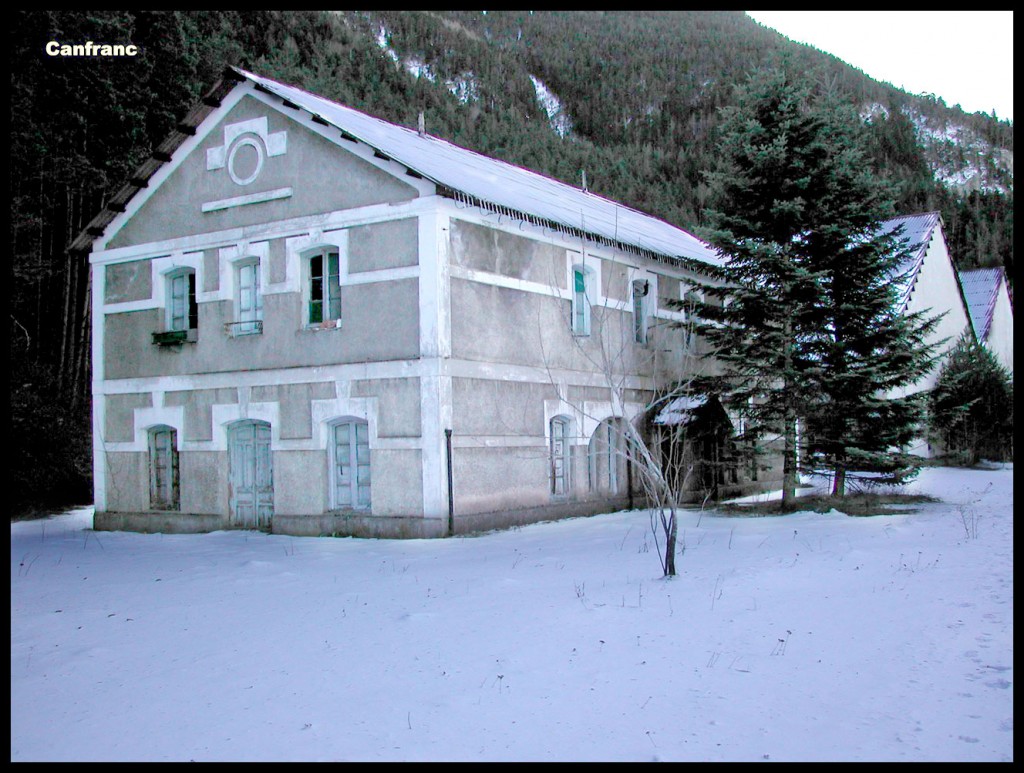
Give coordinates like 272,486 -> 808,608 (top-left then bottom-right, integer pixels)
73,67 -> 722,269
877,211 -> 942,310
69,71 -> 245,253
959,267 -> 1005,341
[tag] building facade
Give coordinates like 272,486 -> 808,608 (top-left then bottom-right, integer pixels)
879,213 -> 975,456
85,68 -> 755,538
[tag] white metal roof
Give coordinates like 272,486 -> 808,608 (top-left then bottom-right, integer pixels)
959,267 -> 1004,341
878,211 -> 942,310
235,68 -> 723,267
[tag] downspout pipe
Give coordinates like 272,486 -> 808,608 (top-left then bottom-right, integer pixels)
445,429 -> 454,535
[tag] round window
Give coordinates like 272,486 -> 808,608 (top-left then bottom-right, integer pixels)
227,135 -> 265,186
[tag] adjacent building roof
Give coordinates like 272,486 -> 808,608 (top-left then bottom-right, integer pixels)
877,211 -> 942,310
959,267 -> 1005,341
653,394 -> 707,426
73,66 -> 722,269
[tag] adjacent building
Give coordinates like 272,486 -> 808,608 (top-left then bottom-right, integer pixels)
959,267 -> 1014,375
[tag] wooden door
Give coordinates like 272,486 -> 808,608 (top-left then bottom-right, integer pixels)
333,421 -> 370,510
229,421 -> 273,528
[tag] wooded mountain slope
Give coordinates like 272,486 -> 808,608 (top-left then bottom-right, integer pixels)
8,10 -> 1013,514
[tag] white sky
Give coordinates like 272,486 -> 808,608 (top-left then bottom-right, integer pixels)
746,11 -> 1014,122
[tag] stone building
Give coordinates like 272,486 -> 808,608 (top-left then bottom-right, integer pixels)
80,67 -> 751,537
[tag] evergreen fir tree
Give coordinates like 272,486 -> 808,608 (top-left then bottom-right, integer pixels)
928,333 -> 1014,464
684,67 -> 827,506
686,66 -> 941,504
796,93 -> 943,495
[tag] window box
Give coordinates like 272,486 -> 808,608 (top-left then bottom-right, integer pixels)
152,329 -> 197,346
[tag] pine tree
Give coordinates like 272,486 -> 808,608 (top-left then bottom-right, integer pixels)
686,67 -> 827,506
928,333 -> 1014,464
688,66 -> 941,504
796,93 -> 943,496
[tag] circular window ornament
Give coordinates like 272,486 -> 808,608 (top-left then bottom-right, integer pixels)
227,135 -> 265,186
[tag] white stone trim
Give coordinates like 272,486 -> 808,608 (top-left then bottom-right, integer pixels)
347,266 -> 419,285
201,187 -> 293,213
569,257 -> 599,336
133,404 -> 187,451
93,355 -> 658,401
415,201 -> 452,521
89,196 -> 443,267
205,116 -> 287,174
578,400 -> 647,443
544,398 -> 586,447
286,229 -> 351,325
216,240 -> 270,313
243,87 -> 438,200
449,264 -> 564,300
210,400 -> 281,451
311,394 -> 378,449
92,81 -> 437,253
449,435 -> 546,449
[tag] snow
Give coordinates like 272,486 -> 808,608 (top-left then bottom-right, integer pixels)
10,465 -> 1012,762
374,26 -> 400,65
861,102 -> 1011,195
899,106 -> 1011,195
445,73 -> 479,105
529,75 -> 574,138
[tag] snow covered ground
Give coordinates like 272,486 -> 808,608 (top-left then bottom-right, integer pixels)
10,465 -> 1012,762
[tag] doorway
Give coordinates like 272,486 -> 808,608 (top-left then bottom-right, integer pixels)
228,420 -> 273,528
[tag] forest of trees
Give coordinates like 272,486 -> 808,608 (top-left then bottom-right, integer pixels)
8,10 -> 1013,515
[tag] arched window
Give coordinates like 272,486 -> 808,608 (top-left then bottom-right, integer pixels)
331,419 -> 371,510
549,416 -> 573,497
588,417 -> 629,495
571,264 -> 595,336
149,425 -> 179,510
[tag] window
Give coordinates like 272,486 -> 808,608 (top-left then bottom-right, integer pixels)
632,279 -> 650,344
681,287 -> 701,349
309,250 -> 342,325
168,269 -> 197,332
233,259 -> 263,335
331,420 -> 370,510
149,426 -> 179,510
155,268 -> 198,345
588,418 -> 628,494
550,416 -> 573,496
571,264 -> 594,336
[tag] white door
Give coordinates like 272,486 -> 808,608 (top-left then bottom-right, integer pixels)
229,421 -> 273,527
149,426 -> 179,510
333,421 -> 370,510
